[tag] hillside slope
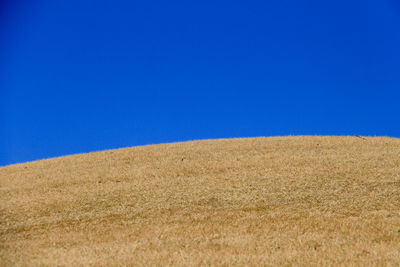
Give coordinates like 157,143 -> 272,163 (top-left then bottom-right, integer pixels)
1,136 -> 400,266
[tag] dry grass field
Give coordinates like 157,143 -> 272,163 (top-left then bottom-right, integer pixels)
1,136 -> 400,266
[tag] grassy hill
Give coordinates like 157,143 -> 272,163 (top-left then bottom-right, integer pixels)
1,136 -> 400,266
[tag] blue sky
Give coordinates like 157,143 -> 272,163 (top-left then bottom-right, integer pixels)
1,0 -> 400,166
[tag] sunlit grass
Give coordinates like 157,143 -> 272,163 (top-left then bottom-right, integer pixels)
1,136 -> 400,265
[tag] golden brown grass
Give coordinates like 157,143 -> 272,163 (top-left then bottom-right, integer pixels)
1,136 -> 400,266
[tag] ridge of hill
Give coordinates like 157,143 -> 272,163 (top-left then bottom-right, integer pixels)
1,136 -> 400,265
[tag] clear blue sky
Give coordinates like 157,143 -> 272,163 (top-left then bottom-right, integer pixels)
1,0 -> 400,166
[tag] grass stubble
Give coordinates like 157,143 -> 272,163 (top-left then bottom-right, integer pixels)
1,136 -> 400,266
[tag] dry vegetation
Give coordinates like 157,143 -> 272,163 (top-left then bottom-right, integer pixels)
1,136 -> 400,266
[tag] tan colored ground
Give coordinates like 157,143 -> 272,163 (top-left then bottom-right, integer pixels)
1,136 -> 400,266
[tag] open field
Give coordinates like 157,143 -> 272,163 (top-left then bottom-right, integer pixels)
1,136 -> 400,266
